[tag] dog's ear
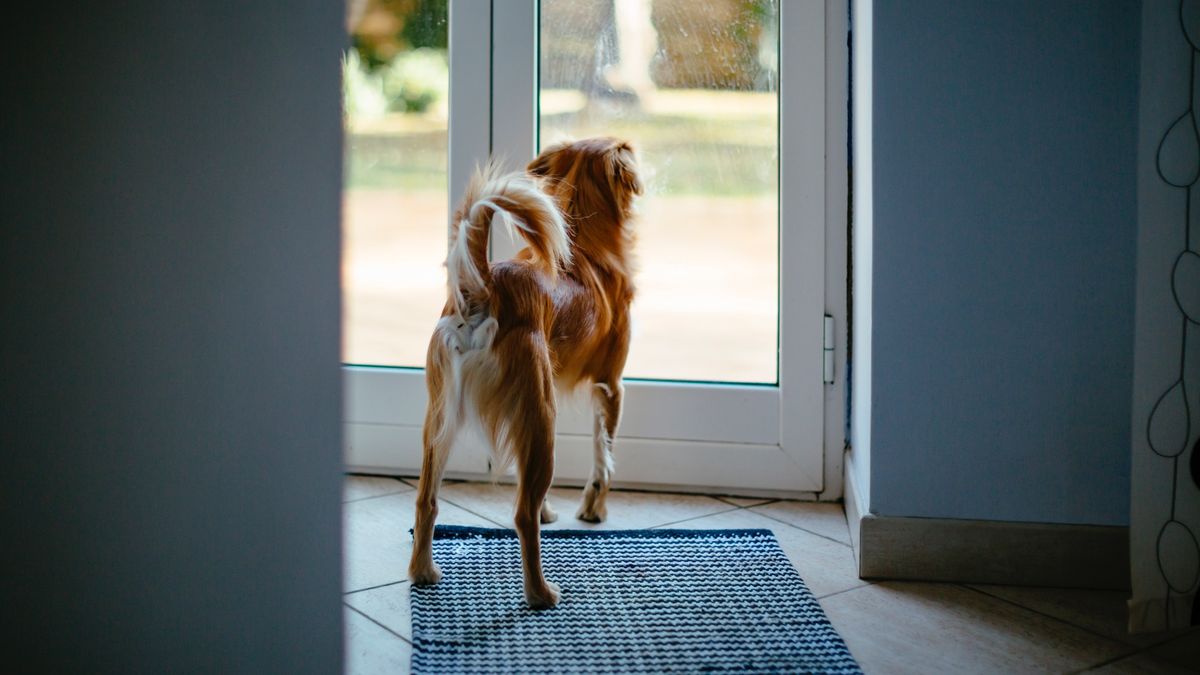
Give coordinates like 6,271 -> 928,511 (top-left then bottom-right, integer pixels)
607,141 -> 643,198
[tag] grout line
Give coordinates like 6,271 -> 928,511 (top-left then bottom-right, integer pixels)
343,488 -> 416,505
436,497 -> 510,528
742,508 -> 854,549
815,582 -> 873,602
344,602 -> 412,645
642,502 -> 856,552
648,505 -> 744,530
1073,629 -> 1200,674
960,585 -> 1141,654
1064,648 -> 1142,675
345,578 -> 409,596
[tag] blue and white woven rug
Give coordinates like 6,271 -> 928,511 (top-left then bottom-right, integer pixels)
410,525 -> 862,674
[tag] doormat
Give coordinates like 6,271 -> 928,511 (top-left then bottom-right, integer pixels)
410,525 -> 862,674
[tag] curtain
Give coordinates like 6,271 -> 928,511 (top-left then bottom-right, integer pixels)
1131,0 -> 1200,634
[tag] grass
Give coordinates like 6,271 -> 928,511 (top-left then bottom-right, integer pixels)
345,129 -> 446,191
345,90 -> 777,197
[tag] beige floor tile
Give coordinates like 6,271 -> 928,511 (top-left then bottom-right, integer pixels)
1085,631 -> 1200,674
344,606 -> 411,675
658,507 -> 867,598
819,582 -> 1135,675
345,582 -> 412,642
343,491 -> 496,592
751,500 -> 852,545
344,475 -> 412,503
969,585 -> 1197,648
437,481 -> 735,530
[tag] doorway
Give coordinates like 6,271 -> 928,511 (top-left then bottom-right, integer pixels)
341,0 -> 830,495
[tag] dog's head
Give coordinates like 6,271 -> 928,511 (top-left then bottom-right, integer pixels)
527,137 -> 643,225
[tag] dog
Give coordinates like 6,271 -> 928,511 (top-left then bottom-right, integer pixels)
407,137 -> 642,609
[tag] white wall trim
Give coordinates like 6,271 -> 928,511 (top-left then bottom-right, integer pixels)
347,422 -> 818,498
447,1 -> 491,210
820,0 -> 850,502
776,0 -> 828,490
847,0 -> 873,510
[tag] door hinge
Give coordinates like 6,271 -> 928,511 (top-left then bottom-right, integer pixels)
823,314 -> 835,385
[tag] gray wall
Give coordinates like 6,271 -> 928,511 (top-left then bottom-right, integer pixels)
862,0 -> 1140,525
2,3 -> 344,671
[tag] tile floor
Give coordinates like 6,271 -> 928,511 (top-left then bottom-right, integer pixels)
342,475 -> 1199,674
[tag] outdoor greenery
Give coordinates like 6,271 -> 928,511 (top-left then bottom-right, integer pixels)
346,128 -> 447,191
350,0 -> 447,70
344,0 -> 777,197
346,105 -> 775,197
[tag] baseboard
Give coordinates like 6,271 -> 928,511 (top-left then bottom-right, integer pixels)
842,458 -> 1129,590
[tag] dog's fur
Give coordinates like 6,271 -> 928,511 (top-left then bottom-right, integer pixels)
408,137 -> 642,609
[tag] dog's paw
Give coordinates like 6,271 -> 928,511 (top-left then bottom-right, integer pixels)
575,503 -> 606,523
409,562 -> 442,586
540,502 -> 559,524
525,581 -> 561,610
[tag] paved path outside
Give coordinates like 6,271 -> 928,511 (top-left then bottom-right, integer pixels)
343,189 -> 778,383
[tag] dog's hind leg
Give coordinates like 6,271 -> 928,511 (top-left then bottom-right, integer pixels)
409,350 -> 457,586
506,334 -> 561,609
514,421 -> 559,609
576,380 -> 623,523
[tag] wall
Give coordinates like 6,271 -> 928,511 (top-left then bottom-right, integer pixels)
1,3 -> 345,671
854,0 -> 1140,525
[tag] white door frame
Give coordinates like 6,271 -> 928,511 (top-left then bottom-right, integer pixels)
343,0 -> 842,498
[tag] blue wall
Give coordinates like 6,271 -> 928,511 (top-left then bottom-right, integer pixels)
866,0 -> 1140,525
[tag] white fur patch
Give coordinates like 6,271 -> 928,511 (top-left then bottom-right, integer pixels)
591,383 -> 615,481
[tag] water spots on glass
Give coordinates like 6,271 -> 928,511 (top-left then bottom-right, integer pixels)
541,0 -> 780,383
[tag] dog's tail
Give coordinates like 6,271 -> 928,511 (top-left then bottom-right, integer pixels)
446,164 -> 570,318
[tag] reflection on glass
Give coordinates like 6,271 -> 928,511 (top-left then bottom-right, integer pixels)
342,0 -> 448,367
541,0 -> 779,383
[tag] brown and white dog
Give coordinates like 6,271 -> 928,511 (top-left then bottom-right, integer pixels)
408,137 -> 642,609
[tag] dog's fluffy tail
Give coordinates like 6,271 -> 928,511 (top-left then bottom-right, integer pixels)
446,164 -> 569,318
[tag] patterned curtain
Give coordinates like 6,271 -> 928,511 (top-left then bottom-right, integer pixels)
1132,0 -> 1200,634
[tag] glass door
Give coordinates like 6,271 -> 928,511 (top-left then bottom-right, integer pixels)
343,0 -> 827,494
540,0 -> 778,384
342,0 -> 449,370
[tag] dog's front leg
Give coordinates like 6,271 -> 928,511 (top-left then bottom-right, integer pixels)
577,381 -> 622,523
539,500 -> 558,524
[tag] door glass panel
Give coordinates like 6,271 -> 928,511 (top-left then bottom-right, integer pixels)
343,0 -> 448,367
540,0 -> 779,383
